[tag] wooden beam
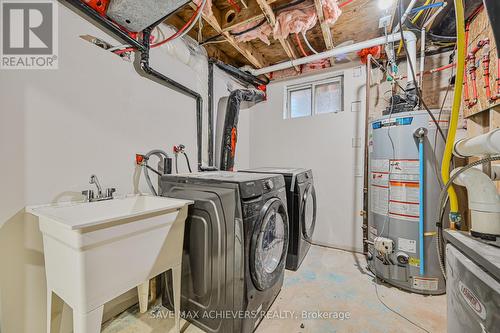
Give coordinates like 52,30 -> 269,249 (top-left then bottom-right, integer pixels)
256,0 -> 299,68
221,0 -> 265,33
221,0 -> 279,33
314,0 -> 335,63
190,3 -> 267,69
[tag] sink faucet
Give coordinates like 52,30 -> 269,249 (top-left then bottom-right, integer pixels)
90,174 -> 103,197
82,174 -> 116,202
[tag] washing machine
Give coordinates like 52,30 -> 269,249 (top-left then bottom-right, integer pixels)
159,171 -> 289,333
240,168 -> 316,271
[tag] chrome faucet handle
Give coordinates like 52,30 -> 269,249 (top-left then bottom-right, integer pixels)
106,188 -> 116,198
89,174 -> 103,197
81,190 -> 94,202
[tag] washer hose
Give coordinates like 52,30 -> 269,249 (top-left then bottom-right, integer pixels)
143,149 -> 169,196
440,0 -> 465,225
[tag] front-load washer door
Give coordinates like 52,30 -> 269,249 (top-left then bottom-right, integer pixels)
250,198 -> 289,291
301,184 -> 316,240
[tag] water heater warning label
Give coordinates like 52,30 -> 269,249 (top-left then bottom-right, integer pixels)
390,159 -> 419,174
370,159 -> 421,221
370,159 -> 390,216
389,159 -> 420,222
398,237 -> 416,253
389,181 -> 420,221
412,277 -> 438,291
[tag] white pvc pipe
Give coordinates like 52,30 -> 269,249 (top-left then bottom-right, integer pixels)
392,0 -> 419,34
454,128 -> 500,157
492,165 -> 500,181
452,167 -> 500,235
249,31 -> 418,86
419,28 -> 425,89
423,3 -> 446,29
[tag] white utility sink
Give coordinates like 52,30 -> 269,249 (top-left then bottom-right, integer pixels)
27,194 -> 192,333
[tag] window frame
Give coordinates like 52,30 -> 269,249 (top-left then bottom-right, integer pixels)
284,75 -> 344,119
286,84 -> 313,119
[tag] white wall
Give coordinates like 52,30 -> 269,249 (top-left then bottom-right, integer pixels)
0,3 -> 248,333
248,65 -> 367,252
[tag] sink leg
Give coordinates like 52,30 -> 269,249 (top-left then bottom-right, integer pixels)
138,280 -> 150,314
73,305 -> 103,333
46,288 -> 53,333
172,265 -> 181,333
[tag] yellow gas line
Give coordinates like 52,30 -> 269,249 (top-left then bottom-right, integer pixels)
441,0 -> 465,226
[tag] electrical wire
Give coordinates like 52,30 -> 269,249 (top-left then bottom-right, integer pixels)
295,33 -> 309,57
227,0 -> 241,13
115,0 -> 206,55
302,31 -> 319,54
373,278 -> 431,333
397,2 -> 447,142
339,0 -> 356,7
433,95 -> 449,187
200,34 -> 226,45
175,154 -> 179,174
202,0 -> 308,43
432,50 -> 455,189
410,2 -> 445,15
202,40 -> 229,45
404,19 -> 457,42
142,149 -> 170,196
230,19 -> 266,36
183,152 -> 193,173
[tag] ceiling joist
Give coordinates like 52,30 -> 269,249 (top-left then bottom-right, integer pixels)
313,0 -> 335,63
190,2 -> 267,69
255,0 -> 300,71
167,0 -> 397,73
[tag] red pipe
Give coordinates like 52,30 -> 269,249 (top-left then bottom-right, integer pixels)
227,0 -> 241,13
339,0 -> 355,7
463,24 -> 470,104
482,52 -> 492,101
496,59 -> 500,100
464,39 -> 489,108
427,63 -> 455,74
469,62 -> 478,107
463,5 -> 484,107
295,33 -> 309,57
114,1 -> 203,54
401,63 -> 455,79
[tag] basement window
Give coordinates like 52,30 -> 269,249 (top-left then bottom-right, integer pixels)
285,76 -> 344,119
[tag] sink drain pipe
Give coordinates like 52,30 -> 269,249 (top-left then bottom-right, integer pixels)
63,0 -> 203,171
137,27 -> 203,171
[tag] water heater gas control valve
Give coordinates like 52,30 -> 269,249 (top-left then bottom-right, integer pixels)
373,237 -> 394,255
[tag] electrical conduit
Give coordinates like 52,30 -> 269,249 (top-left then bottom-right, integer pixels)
441,0 -> 465,225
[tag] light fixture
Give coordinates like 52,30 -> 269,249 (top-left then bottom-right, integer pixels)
378,0 -> 394,10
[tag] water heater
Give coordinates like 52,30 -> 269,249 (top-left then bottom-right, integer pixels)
367,110 -> 448,294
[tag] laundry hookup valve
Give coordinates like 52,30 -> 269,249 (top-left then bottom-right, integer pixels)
135,154 -> 145,166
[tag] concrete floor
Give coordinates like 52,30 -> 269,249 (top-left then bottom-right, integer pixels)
102,245 -> 446,333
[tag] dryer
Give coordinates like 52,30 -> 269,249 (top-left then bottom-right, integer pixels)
240,168 -> 316,270
159,171 -> 289,333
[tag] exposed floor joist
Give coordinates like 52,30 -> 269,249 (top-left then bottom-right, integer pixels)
314,0 -> 335,63
190,3 -> 267,69
256,0 -> 300,71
